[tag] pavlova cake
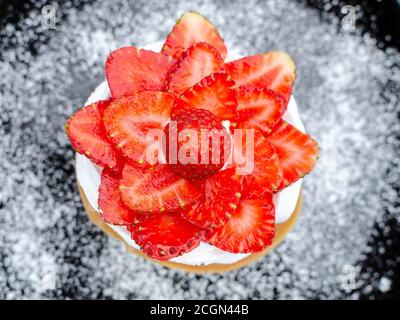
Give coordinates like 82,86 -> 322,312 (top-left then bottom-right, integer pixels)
66,12 -> 319,273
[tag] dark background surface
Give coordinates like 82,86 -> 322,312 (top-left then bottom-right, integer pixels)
0,0 -> 399,299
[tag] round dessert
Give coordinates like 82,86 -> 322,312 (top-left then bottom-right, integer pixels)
66,12 -> 319,273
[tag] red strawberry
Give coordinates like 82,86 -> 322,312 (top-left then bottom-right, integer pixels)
206,193 -> 275,253
65,99 -> 123,171
267,120 -> 319,189
164,42 -> 223,94
173,72 -> 237,121
119,163 -> 200,214
162,11 -> 227,60
231,129 -> 282,195
224,52 -> 296,103
103,91 -> 175,164
98,169 -> 147,225
164,108 -> 231,181
129,212 -> 204,261
105,47 -> 175,99
180,168 -> 242,228
233,85 -> 285,135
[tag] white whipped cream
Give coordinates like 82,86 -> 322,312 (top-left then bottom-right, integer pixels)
75,42 -> 305,266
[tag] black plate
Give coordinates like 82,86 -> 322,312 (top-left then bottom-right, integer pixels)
0,0 -> 399,299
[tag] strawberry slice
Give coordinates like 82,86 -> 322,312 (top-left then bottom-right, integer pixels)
162,11 -> 227,60
105,47 -> 175,99
180,168 -> 242,228
103,91 -> 175,164
119,163 -> 200,214
173,72 -> 237,121
206,193 -> 275,253
267,120 -> 319,189
65,99 -> 123,171
224,52 -> 296,103
129,212 -> 204,261
232,129 -> 282,196
165,108 -> 231,181
233,85 -> 285,134
98,169 -> 147,225
164,42 -> 223,94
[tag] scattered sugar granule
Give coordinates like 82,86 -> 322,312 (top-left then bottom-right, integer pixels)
0,0 -> 399,299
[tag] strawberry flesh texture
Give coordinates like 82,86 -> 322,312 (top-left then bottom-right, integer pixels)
103,91 -> 175,165
98,169 -> 148,225
164,42 -> 223,95
173,72 -> 237,121
234,85 -> 286,135
206,192 -> 275,253
105,47 -> 175,99
180,167 -> 242,228
224,52 -> 295,103
119,163 -> 200,214
230,129 -> 282,196
267,120 -> 319,189
129,212 -> 204,261
165,108 -> 231,181
66,99 -> 123,171
162,11 -> 227,60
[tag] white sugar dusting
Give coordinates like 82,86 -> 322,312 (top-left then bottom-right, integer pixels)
0,0 -> 399,299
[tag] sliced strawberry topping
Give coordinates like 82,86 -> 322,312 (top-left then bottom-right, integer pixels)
206,193 -> 275,253
224,52 -> 296,103
129,212 -> 204,261
62,11 -> 320,260
165,108 -> 231,181
119,163 -> 200,214
267,120 -> 319,189
164,42 -> 223,94
105,47 -> 175,99
247,133 -> 282,194
66,99 -> 123,171
233,85 -> 285,134
231,129 -> 282,196
173,72 -> 237,121
180,168 -> 242,228
162,11 -> 227,60
103,92 -> 175,164
98,169 -> 147,225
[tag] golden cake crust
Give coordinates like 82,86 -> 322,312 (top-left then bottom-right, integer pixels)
78,183 -> 302,274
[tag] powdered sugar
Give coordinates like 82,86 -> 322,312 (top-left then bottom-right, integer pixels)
0,0 -> 399,299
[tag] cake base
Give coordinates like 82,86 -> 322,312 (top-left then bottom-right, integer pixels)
78,184 -> 302,274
